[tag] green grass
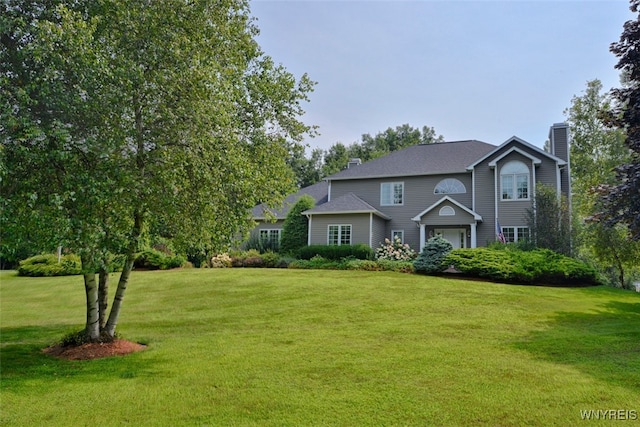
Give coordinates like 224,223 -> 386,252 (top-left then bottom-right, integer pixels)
1,269 -> 639,426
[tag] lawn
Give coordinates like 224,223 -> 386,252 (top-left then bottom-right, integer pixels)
1,268 -> 639,426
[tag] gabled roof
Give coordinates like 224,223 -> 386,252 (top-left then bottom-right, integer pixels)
252,181 -> 329,220
303,192 -> 392,220
411,196 -> 483,222
466,136 -> 566,170
326,140 -> 497,181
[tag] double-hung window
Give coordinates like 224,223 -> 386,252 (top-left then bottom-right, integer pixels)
381,182 -> 404,206
259,229 -> 281,250
328,225 -> 352,245
501,226 -> 529,243
501,161 -> 529,200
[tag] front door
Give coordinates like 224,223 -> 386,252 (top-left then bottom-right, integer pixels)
434,228 -> 466,249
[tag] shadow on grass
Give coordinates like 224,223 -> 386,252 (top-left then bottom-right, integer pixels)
513,299 -> 640,390
1,325 -> 159,390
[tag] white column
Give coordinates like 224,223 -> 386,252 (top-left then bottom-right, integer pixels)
470,222 -> 477,248
419,223 -> 426,251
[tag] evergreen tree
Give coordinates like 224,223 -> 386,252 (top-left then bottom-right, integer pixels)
280,195 -> 315,254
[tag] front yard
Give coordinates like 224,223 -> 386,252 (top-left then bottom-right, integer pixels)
1,269 -> 638,425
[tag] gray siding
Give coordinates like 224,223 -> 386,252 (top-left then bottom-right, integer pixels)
330,173 -> 473,252
371,215 -> 388,249
308,214 -> 372,246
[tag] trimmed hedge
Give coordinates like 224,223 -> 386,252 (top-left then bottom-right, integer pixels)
443,247 -> 599,286
297,244 -> 374,261
133,249 -> 185,270
18,254 -> 82,277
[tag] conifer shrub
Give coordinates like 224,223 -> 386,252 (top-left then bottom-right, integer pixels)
443,247 -> 599,286
413,236 -> 453,274
18,254 -> 82,276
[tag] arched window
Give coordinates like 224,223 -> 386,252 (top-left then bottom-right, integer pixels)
500,161 -> 529,200
434,178 -> 466,194
439,206 -> 455,216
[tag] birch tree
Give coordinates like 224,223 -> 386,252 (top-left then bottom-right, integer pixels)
1,0 -> 314,341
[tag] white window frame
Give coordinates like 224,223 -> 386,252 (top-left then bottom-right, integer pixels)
328,224 -> 352,246
391,229 -> 404,243
259,229 -> 281,248
501,226 -> 529,243
381,182 -> 404,206
500,161 -> 530,201
434,178 -> 466,194
439,206 -> 455,216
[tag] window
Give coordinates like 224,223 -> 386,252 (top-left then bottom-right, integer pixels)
259,229 -> 281,250
439,206 -> 455,216
501,226 -> 529,243
392,230 -> 404,243
381,182 -> 404,206
501,161 -> 529,200
434,178 -> 466,194
328,225 -> 352,245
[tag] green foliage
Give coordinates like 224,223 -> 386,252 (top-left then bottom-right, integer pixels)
133,249 -> 185,271
444,247 -> 599,286
243,232 -> 280,253
413,236 -> 453,274
260,251 -> 281,268
280,194 -> 315,254
1,0 -> 315,337
601,7 -> 640,239
525,184 -> 571,255
297,244 -> 374,261
375,237 -> 417,261
17,254 -> 82,277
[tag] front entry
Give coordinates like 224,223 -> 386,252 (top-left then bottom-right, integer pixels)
434,228 -> 466,249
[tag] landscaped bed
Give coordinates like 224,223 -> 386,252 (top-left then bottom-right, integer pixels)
1,269 -> 638,425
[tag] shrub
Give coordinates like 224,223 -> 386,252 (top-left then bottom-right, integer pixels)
297,244 -> 373,261
243,232 -> 280,253
260,251 -> 281,268
18,254 -> 82,277
376,259 -> 414,273
413,236 -> 453,274
210,253 -> 232,268
443,247 -> 599,286
134,249 -> 185,270
280,195 -> 316,254
288,255 -> 341,270
243,256 -> 265,268
375,237 -> 417,261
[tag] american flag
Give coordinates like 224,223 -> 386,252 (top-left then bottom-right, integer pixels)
496,220 -> 506,243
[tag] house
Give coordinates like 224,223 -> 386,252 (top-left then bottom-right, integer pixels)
252,123 -> 570,252
250,180 -> 329,250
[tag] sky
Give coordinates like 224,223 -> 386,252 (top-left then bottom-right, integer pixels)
250,0 -> 633,153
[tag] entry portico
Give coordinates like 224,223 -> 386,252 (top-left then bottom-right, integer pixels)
411,196 -> 483,250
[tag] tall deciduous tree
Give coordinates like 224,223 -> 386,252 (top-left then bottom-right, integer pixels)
564,79 -> 639,287
600,0 -> 640,240
1,0 -> 314,341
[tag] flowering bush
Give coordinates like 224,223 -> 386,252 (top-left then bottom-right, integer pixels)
375,237 -> 417,261
210,253 -> 232,268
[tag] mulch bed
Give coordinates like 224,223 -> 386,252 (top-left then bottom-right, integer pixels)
43,340 -> 146,361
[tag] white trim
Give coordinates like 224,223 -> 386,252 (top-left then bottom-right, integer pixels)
439,206 -> 456,216
419,224 -> 426,251
467,136 -> 566,171
412,196 -> 482,222
369,213 -> 373,247
307,214 -> 312,245
391,229 -> 405,243
380,181 -> 405,206
327,224 -> 352,246
489,146 -> 542,168
470,222 -> 477,248
499,160 -> 531,201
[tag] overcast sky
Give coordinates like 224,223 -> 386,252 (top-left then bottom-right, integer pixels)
250,0 -> 632,152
